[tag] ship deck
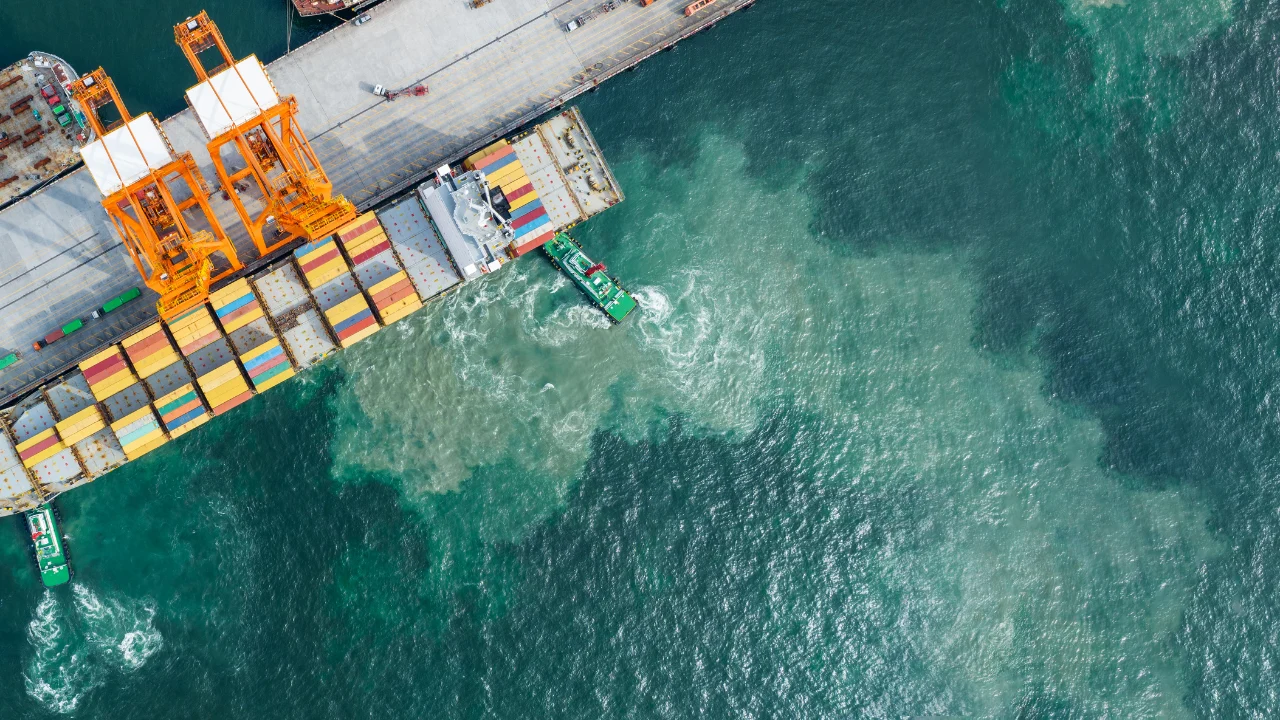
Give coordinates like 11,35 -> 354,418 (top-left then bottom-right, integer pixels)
0,53 -> 86,207
0,0 -> 752,407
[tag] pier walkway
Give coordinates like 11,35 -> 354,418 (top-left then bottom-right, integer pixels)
0,0 -> 751,406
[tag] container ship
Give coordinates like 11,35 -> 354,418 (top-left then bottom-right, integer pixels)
0,0 -> 756,585
0,106 -> 630,584
0,52 -> 91,209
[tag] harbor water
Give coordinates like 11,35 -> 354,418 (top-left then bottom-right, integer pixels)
1,0 -> 1277,715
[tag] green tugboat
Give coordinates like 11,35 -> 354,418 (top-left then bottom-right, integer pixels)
26,504 -> 70,587
543,233 -> 637,323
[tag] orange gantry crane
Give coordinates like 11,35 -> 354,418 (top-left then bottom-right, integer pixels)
174,11 -> 355,255
68,68 -> 242,320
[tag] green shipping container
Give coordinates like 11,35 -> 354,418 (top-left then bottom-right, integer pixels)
100,287 -> 141,314
51,104 -> 65,115
0,353 -> 17,371
61,318 -> 84,335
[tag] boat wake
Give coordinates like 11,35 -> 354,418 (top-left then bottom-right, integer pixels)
23,585 -> 163,714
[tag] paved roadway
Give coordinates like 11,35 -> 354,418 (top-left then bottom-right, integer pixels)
0,0 -> 753,406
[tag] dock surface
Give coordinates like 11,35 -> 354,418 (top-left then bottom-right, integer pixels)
0,0 -> 749,406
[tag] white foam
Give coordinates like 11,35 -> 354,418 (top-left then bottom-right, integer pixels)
23,586 -> 164,714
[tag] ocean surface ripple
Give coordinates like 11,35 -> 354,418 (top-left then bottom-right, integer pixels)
2,0 -> 1279,716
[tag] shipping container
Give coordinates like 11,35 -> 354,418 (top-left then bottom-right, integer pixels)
94,287 -> 141,317
513,228 -> 557,256
252,263 -> 337,370
324,294 -> 379,348
78,346 -> 137,402
54,405 -> 105,447
155,383 -> 210,436
122,322 -> 180,379
685,0 -> 717,15
167,305 -> 221,356
239,339 -> 295,392
366,271 -> 422,325
514,213 -> 552,238
486,162 -> 526,188
210,279 -> 265,334
295,237 -> 350,289
16,428 -> 64,469
8,397 -> 82,490
196,360 -> 252,416
110,406 -> 168,460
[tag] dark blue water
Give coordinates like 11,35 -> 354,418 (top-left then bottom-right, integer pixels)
2,0 -> 1277,716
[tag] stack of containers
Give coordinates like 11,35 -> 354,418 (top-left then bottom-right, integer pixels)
336,213 -> 423,325
48,375 -> 125,478
210,279 -> 296,393
167,305 -> 252,418
377,196 -> 462,301
8,397 -> 81,491
122,323 -> 182,381
253,262 -> 337,369
295,238 -> 380,348
79,343 -> 165,461
119,320 -> 192,450
295,236 -> 348,288
465,140 -> 554,256
127,319 -> 204,425
0,430 -> 41,516
15,429 -> 69,478
170,305 -> 252,418
111,406 -> 167,460
80,346 -> 136,403
54,406 -> 107,462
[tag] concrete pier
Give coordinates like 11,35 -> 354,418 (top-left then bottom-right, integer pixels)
0,0 -> 752,406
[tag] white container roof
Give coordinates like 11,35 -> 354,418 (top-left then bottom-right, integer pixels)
80,114 -> 176,197
185,56 -> 279,139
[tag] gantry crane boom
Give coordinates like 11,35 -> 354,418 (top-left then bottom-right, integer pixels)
174,11 -> 356,255
68,68 -> 242,320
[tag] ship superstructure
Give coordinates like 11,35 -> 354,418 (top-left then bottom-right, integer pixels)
418,167 -> 511,281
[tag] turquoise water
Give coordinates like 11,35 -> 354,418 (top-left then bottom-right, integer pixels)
1,0 -> 1276,716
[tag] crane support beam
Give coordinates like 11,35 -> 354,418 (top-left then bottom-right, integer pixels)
68,68 -> 242,320
175,11 -> 356,255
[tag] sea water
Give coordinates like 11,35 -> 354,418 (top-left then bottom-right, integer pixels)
1,0 -> 1276,716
